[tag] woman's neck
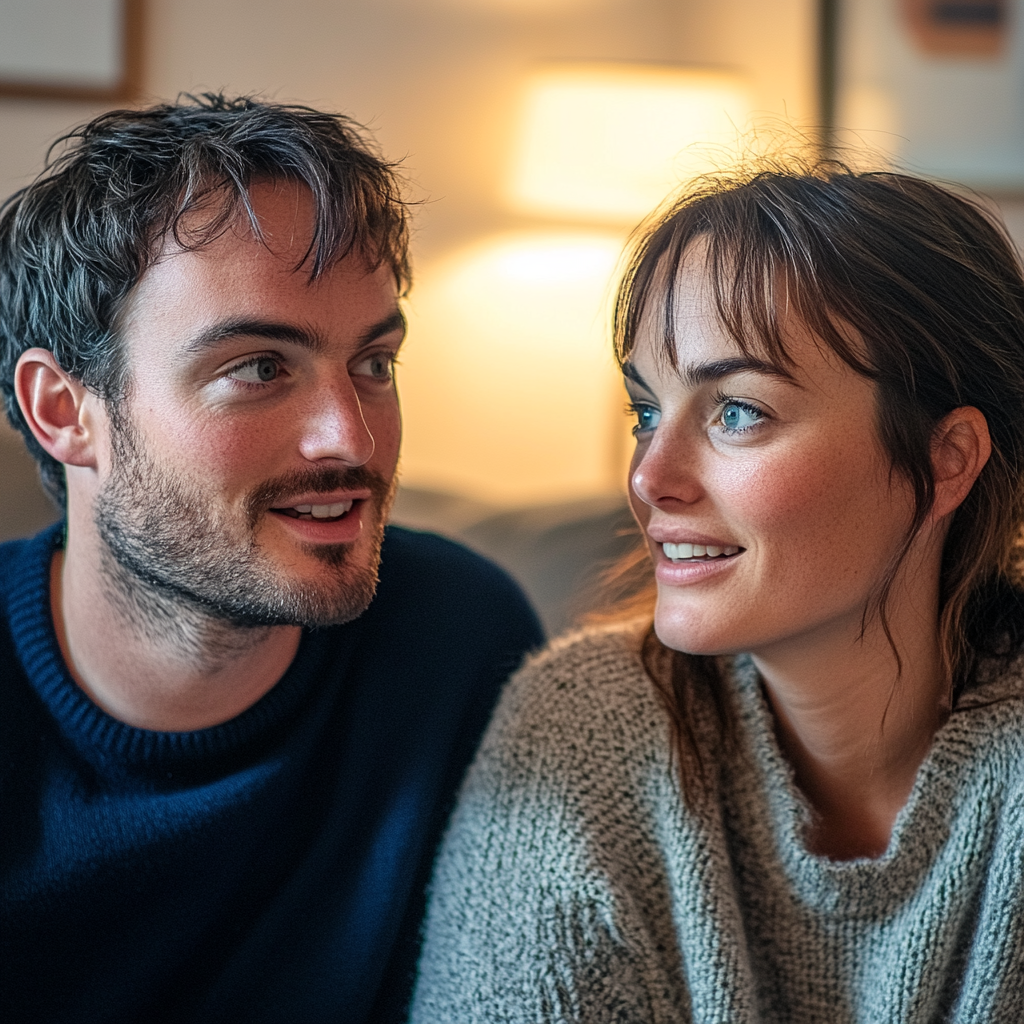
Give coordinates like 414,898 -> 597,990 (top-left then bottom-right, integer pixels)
751,606 -> 950,861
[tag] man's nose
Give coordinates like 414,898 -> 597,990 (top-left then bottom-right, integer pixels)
297,374 -> 375,467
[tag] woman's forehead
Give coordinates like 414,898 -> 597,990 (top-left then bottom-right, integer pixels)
632,269 -> 857,392
635,249 -> 758,366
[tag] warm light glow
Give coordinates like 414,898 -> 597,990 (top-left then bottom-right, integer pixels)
507,63 -> 753,223
399,231 -> 627,506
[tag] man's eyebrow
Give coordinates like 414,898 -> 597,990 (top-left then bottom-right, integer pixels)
354,310 -> 406,351
183,309 -> 406,356
185,318 -> 326,354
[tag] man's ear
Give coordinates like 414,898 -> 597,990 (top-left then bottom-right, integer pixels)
929,405 -> 992,521
14,348 -> 101,469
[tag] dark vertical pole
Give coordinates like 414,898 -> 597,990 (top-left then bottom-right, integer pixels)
819,0 -> 839,155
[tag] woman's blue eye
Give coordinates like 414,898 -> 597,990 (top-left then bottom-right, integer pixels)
720,402 -> 761,432
630,403 -> 660,435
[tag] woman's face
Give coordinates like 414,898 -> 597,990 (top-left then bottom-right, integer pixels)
626,250 -> 918,661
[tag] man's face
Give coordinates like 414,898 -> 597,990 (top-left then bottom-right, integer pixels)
93,181 -> 404,628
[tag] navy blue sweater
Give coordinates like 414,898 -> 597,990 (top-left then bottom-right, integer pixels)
0,523 -> 542,1023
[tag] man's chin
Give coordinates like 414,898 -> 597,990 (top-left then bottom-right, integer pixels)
244,544 -> 382,628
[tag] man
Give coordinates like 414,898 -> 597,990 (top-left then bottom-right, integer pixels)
0,95 -> 542,1023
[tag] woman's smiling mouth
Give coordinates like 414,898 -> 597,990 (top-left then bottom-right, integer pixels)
662,542 -> 741,561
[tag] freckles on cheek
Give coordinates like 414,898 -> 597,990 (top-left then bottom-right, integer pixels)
722,452 -> 843,551
164,419 -> 272,480
716,455 -> 821,522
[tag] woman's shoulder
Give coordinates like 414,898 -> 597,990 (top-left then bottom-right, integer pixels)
957,651 -> 1024,739
455,622 -> 686,819
962,649 -> 1024,706
413,623 -> 693,1022
487,622 -> 668,752
950,651 -> 1024,779
517,620 -> 650,688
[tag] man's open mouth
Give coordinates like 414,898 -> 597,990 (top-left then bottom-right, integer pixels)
272,500 -> 356,522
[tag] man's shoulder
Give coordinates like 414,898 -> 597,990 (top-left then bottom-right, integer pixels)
374,525 -> 542,636
378,524 -> 516,582
0,530 -> 46,577
0,523 -> 61,615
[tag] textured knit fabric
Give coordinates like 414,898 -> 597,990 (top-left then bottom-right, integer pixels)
0,522 -> 543,1024
411,626 -> 1024,1023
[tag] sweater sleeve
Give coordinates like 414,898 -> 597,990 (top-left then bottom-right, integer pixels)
409,629 -> 693,1024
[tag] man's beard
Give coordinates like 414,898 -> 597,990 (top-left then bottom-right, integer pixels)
95,407 -> 395,633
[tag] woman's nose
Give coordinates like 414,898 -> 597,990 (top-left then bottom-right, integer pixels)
630,436 -> 703,508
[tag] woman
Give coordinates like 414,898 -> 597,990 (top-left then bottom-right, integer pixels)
411,164 -> 1024,1022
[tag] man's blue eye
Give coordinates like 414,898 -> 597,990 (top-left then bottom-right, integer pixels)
721,402 -> 760,432
229,357 -> 280,384
353,352 -> 396,381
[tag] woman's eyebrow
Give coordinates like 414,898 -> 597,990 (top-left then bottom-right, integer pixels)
678,357 -> 797,388
621,360 -> 654,392
622,356 -> 797,391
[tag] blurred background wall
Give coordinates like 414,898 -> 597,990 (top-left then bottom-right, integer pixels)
1,0 -> 1022,627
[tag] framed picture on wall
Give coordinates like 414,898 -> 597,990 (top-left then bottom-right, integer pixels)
0,0 -> 141,100
834,0 -> 1024,192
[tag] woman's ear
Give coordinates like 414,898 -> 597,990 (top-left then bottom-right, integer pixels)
929,406 -> 992,521
14,348 -> 101,470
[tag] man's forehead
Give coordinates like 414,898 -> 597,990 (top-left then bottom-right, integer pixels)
151,178 -> 321,267
118,233 -> 399,372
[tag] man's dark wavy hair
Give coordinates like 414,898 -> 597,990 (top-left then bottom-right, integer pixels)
0,93 -> 411,506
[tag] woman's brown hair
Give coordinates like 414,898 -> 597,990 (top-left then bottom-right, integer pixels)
610,160 -> 1024,794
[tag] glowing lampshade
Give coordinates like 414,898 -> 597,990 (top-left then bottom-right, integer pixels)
399,231 -> 625,505
507,63 -> 753,223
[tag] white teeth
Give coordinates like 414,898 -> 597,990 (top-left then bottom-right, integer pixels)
662,541 -> 740,562
308,501 -> 353,519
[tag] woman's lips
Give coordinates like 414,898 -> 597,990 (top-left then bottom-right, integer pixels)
661,541 -> 741,561
653,539 -> 744,585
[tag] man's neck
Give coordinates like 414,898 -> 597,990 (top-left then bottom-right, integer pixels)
51,543 -> 301,732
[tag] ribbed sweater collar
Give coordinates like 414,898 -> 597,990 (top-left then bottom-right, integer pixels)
6,523 -> 342,775
726,651 -> 1023,910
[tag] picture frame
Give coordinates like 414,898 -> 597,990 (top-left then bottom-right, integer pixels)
0,0 -> 142,101
826,0 -> 1024,193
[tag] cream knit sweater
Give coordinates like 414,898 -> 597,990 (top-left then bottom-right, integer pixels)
411,627 -> 1024,1023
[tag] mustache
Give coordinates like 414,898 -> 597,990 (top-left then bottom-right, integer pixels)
244,465 -> 393,524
